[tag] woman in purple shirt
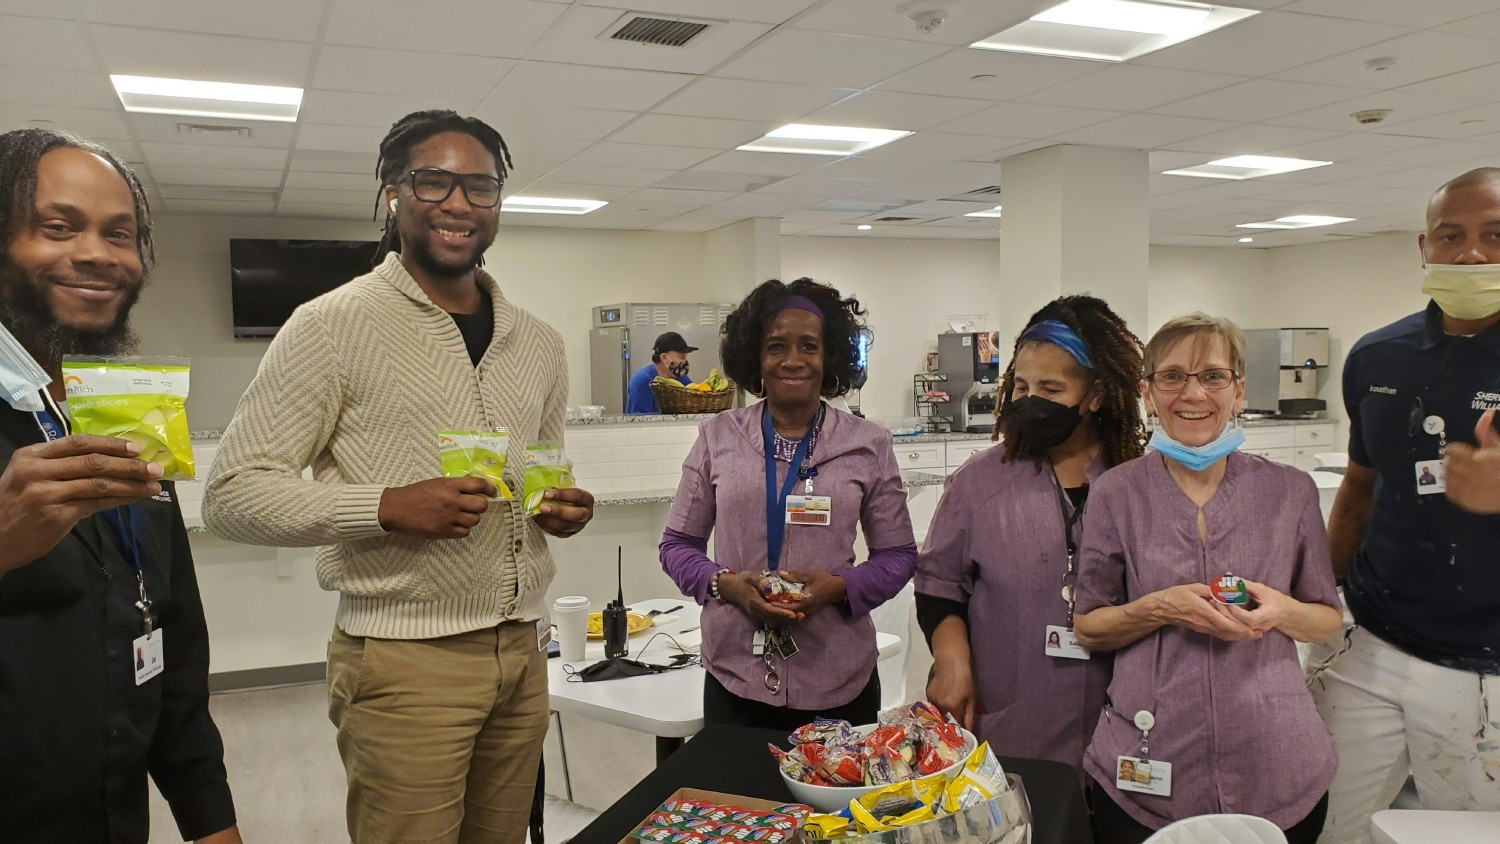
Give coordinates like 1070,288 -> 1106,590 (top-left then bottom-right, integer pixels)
659,278 -> 918,730
915,296 -> 1146,768
1073,313 -> 1343,844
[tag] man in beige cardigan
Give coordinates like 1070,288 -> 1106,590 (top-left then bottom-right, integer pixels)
204,110 -> 594,844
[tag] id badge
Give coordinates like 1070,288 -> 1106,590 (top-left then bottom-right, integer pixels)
784,494 -> 832,526
536,616 -> 552,652
1115,755 -> 1171,796
1044,625 -> 1090,660
133,629 -> 164,686
1414,459 -> 1445,495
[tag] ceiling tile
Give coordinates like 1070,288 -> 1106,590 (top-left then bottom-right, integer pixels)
0,15 -> 94,72
299,91 -> 483,129
1134,11 -> 1411,77
0,104 -> 130,139
0,1 -> 72,18
1151,79 -> 1370,123
751,175 -> 884,197
1274,31 -> 1500,90
807,156 -> 945,181
875,48 -> 1099,101
713,30 -> 946,89
790,0 -> 1036,47
78,0 -> 324,41
125,112 -> 296,147
160,198 -> 275,215
498,211 -> 569,227
935,102 -> 1120,139
140,142 -> 288,170
470,102 -> 637,142
907,161 -> 1001,187
324,0 -> 563,58
1436,9 -> 1500,39
1164,123 -> 1343,155
498,135 -> 594,171
567,143 -> 720,171
609,114 -> 773,148
650,218 -> 731,232
1267,90 -> 1481,132
313,46 -> 514,98
1021,66 -> 1247,112
844,178 -> 982,204
1369,106 -> 1500,141
511,182 -> 635,201
487,61 -> 694,112
1052,114 -> 1240,149
1334,165 -> 1467,189
283,171 -> 378,191
294,123 -> 388,153
619,187 -> 739,206
278,188 -> 375,205
1279,0 -> 1497,28
578,0 -> 818,25
537,162 -> 674,187
655,78 -> 854,123
1262,131 -> 1441,162
692,150 -> 828,177
0,67 -> 115,109
289,150 -> 380,175
1397,63 -> 1500,102
712,193 -> 817,214
276,203 -> 373,220
151,166 -> 283,188
91,25 -> 313,87
799,91 -> 991,132
855,131 -> 1024,162
525,6 -> 773,75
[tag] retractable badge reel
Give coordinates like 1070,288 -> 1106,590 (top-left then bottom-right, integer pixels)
1415,413 -> 1448,495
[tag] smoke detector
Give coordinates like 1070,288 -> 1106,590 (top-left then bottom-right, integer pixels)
1351,108 -> 1393,125
897,0 -> 958,34
1364,57 -> 1396,72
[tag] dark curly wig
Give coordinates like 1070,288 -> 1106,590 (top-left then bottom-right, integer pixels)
996,295 -> 1146,470
720,278 -> 869,398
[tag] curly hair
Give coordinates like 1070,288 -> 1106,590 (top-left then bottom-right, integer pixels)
373,109 -> 513,265
720,278 -> 869,398
996,295 -> 1146,469
0,128 -> 153,270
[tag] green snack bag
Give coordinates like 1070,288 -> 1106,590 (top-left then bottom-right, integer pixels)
438,429 -> 513,499
522,443 -> 574,516
62,356 -> 195,480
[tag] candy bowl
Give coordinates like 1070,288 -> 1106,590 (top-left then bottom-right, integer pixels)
778,724 -> 977,814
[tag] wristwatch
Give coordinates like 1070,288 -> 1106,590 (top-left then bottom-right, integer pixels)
709,568 -> 732,603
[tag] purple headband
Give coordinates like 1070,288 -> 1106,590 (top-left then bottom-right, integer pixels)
779,294 -> 825,321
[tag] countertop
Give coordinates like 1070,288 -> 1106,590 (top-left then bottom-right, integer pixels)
566,413 -> 717,426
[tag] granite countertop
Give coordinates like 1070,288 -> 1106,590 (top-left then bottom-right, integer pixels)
595,469 -> 946,507
1240,417 -> 1334,428
894,431 -> 992,443
567,413 -> 717,425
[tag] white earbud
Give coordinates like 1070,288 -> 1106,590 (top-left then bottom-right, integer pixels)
388,198 -> 398,214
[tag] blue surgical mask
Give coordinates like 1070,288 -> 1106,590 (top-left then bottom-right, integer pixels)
0,322 -> 49,412
1149,422 -> 1245,471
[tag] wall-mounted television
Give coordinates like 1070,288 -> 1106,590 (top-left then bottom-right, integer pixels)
230,239 -> 378,338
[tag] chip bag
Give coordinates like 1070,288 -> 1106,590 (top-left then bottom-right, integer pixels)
522,443 -> 574,515
62,356 -> 194,480
438,429 -> 513,498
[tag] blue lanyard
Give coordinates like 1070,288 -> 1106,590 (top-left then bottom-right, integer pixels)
34,407 -> 66,442
762,404 -> 821,572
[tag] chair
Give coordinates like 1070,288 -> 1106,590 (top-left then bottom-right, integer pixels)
869,581 -> 914,710
1371,809 -> 1500,844
1308,468 -> 1343,524
1142,814 -> 1287,844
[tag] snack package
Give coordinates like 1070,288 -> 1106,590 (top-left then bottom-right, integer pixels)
942,771 -> 1003,815
789,718 -> 854,746
962,741 -> 1008,786
62,356 -> 194,480
768,744 -> 809,782
853,781 -> 920,818
800,742 -> 863,785
803,814 -> 850,840
770,804 -> 814,820
438,429 -> 512,498
863,748 -> 914,786
522,443 -> 574,515
758,572 -> 807,605
915,724 -> 966,774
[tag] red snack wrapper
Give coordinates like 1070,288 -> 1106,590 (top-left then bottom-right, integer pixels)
757,572 -> 807,605
862,724 -> 908,759
908,699 -> 945,729
789,717 -> 854,746
822,748 -> 864,785
931,721 -> 965,750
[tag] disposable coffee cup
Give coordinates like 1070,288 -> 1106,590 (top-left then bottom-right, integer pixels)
553,595 -> 590,661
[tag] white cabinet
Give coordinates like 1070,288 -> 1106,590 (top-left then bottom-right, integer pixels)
945,440 -> 993,474
1237,422 -> 1336,469
893,443 -> 944,472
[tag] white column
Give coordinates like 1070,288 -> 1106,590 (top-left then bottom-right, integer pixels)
702,217 -> 780,302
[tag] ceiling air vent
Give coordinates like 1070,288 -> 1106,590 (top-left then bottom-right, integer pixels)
955,186 -> 1002,198
607,14 -> 712,47
176,122 -> 251,139
873,216 -> 919,222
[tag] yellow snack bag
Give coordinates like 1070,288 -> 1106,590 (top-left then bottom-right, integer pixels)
963,741 -> 1008,785
522,443 -> 574,515
942,770 -> 1004,814
62,356 -> 194,480
847,800 -> 895,835
884,802 -> 934,827
853,780 -> 920,818
438,430 -> 512,499
803,814 -> 850,840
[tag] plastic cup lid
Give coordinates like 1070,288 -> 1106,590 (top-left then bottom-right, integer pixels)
553,595 -> 590,610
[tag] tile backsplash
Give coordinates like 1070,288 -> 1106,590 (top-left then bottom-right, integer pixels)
564,424 -> 697,495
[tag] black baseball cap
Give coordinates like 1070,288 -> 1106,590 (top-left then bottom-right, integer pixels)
653,332 -> 699,355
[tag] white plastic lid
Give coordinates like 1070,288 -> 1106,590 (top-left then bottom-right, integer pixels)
553,595 -> 590,611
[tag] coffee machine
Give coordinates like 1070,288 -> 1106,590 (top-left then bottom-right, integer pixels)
937,332 -> 1001,433
1243,328 -> 1330,418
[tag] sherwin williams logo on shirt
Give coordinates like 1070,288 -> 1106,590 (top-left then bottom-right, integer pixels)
1368,385 -> 1398,395
1474,391 -> 1500,411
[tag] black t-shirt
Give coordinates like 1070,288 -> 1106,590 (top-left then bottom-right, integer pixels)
1342,301 -> 1500,673
447,287 -> 493,366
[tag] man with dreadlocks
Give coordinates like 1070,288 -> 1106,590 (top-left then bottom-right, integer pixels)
204,110 -> 593,843
0,129 -> 240,842
915,295 -> 1144,769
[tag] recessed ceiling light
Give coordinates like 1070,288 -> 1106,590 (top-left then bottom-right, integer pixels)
1238,236 -> 1253,243
964,205 -> 1004,218
501,196 -> 609,215
1236,215 -> 1353,230
736,124 -> 911,156
970,0 -> 1257,63
110,74 -> 302,122
857,224 -> 873,231
1162,155 -> 1331,180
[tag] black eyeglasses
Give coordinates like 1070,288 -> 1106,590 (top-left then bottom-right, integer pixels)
405,168 -> 503,208
1145,368 -> 1238,392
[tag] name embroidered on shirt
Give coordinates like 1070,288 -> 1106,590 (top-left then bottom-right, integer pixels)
1368,385 -> 1398,395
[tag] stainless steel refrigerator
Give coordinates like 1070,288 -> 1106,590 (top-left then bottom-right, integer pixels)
589,302 -> 735,415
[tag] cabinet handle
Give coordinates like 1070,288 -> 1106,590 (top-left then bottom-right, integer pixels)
908,452 -> 921,459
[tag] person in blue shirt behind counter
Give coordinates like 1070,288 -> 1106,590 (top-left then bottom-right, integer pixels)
626,331 -> 697,414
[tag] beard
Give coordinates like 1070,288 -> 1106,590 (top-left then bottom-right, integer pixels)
0,261 -> 141,366
399,221 -> 494,281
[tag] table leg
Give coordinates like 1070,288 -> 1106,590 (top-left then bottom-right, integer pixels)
552,710 -> 574,803
655,736 -> 684,764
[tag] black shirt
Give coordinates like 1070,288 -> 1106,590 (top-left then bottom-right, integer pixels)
1342,301 -> 1500,673
448,287 -> 494,366
0,400 -> 236,842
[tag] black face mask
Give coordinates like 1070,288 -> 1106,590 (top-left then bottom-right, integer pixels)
668,362 -> 689,378
1001,395 -> 1087,451
565,654 -> 697,682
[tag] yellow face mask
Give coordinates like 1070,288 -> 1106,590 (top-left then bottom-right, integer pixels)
1422,264 -> 1500,322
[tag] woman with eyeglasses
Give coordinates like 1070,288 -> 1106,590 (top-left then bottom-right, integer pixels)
915,296 -> 1145,768
1072,313 -> 1342,844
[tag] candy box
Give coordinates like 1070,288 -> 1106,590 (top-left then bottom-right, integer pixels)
622,789 -> 810,844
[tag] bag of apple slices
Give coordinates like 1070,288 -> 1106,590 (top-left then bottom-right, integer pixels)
62,356 -> 195,480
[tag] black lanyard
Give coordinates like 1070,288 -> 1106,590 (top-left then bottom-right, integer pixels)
1050,463 -> 1084,625
762,403 -> 823,572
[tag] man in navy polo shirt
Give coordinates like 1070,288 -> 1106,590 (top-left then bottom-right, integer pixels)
1314,168 -> 1500,843
625,331 -> 696,414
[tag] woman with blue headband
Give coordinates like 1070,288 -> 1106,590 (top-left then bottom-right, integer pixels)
915,295 -> 1146,767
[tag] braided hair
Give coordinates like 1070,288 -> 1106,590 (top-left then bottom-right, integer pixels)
720,278 -> 869,397
997,295 -> 1146,469
373,110 -> 513,265
0,128 -> 154,269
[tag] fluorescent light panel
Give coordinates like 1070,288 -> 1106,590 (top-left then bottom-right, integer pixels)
971,0 -> 1258,63
111,74 -> 302,122
501,196 -> 608,215
1236,215 -> 1353,230
964,205 -> 1004,218
1163,155 -> 1331,180
737,124 -> 911,156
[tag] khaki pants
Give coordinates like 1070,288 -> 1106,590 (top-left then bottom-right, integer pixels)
327,621 -> 550,844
